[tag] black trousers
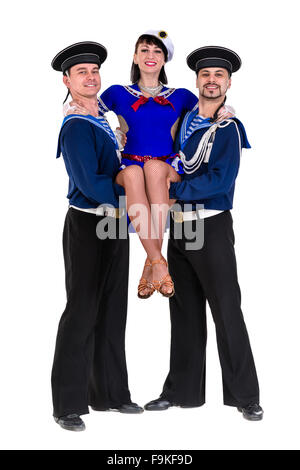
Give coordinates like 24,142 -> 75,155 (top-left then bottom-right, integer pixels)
161,211 -> 259,407
51,208 -> 131,418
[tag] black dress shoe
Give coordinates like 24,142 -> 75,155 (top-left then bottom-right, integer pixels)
91,403 -> 144,414
144,398 -> 173,411
115,403 -> 144,414
237,404 -> 264,421
54,414 -> 85,431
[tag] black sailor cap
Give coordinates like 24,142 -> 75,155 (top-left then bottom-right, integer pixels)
187,46 -> 241,76
51,41 -> 107,73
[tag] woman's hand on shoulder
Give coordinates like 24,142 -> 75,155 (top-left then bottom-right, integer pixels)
216,104 -> 236,122
63,100 -> 89,116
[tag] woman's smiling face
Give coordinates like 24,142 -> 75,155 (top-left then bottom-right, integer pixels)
134,41 -> 165,75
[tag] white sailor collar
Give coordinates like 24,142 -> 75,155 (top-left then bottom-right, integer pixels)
123,84 -> 176,99
180,104 -> 212,147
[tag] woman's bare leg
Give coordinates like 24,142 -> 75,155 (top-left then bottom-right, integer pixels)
144,160 -> 180,247
143,160 -> 181,294
116,165 -> 161,296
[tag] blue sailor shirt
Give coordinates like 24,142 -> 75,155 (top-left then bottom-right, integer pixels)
98,85 -> 198,156
169,118 -> 250,210
57,116 -> 125,209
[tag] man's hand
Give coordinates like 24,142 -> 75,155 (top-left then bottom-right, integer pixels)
64,100 -> 89,116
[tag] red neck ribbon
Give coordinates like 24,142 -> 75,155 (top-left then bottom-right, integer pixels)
131,95 -> 175,112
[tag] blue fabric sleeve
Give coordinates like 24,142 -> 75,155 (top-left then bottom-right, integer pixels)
61,120 -> 120,207
182,89 -> 198,111
173,119 -> 182,153
169,122 -> 241,201
233,118 -> 251,149
99,85 -> 121,113
172,91 -> 198,153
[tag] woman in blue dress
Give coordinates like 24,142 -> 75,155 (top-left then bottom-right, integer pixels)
67,30 -> 230,298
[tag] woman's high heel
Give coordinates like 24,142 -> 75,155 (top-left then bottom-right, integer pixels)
151,257 -> 175,298
137,258 -> 155,299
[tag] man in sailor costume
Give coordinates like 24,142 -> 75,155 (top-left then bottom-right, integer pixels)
145,46 -> 263,421
51,42 -> 143,432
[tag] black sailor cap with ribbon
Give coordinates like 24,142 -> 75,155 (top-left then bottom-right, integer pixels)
186,46 -> 241,76
51,41 -> 107,73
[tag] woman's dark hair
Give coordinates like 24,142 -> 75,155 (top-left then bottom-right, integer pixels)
130,34 -> 168,84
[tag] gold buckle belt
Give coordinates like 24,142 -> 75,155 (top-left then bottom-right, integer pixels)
101,207 -> 125,218
171,209 -> 223,222
70,206 -> 125,218
172,211 -> 185,223
171,211 -> 198,223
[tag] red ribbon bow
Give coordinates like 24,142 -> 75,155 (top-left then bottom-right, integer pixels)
131,95 -> 149,112
131,95 -> 175,112
154,96 -> 175,110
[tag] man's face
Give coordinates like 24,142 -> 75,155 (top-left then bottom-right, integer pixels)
63,63 -> 101,98
196,67 -> 231,100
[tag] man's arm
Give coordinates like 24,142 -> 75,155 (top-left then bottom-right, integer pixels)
169,122 -> 241,201
62,119 -> 123,207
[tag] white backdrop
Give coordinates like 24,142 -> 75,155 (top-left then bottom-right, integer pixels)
1,0 -> 299,450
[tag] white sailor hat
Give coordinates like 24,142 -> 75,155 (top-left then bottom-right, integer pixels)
51,41 -> 107,73
187,46 -> 241,76
141,30 -> 174,62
